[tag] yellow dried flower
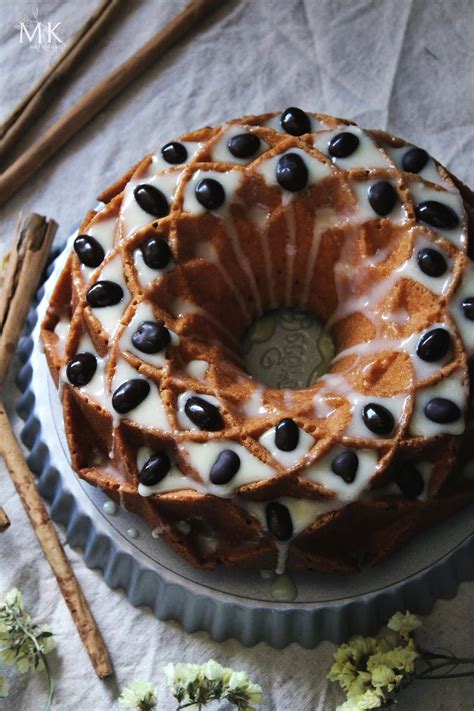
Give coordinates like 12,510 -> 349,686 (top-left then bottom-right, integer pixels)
338,688 -> 383,710
368,644 -> 418,675
387,611 -> 422,639
329,610 -> 425,710
370,665 -> 398,691
345,672 -> 373,699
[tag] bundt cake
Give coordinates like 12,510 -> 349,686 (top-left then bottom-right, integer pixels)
41,109 -> 474,575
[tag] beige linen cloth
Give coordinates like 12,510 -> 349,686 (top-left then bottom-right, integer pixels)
1,1 -> 473,708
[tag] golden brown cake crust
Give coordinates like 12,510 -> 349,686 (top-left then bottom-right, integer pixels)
41,110 -> 474,574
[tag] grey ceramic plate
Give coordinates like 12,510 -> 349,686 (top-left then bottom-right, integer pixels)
15,234 -> 474,648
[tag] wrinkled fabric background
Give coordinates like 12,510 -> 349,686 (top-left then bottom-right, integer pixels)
1,1 -> 473,709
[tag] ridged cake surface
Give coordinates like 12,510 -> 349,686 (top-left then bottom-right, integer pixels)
41,109 -> 474,574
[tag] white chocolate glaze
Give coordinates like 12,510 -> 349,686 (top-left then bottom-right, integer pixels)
283,198 -> 296,303
182,169 -> 243,215
136,446 -> 196,496
87,215 -> 116,252
180,439 -> 274,496
397,233 -> 454,296
103,500 -> 117,515
62,332 -> 109,409
89,254 -> 130,337
184,359 -> 209,379
387,144 -> 450,188
112,359 -> 169,430
221,211 -> 263,315
327,255 -> 401,328
241,387 -> 268,418
258,426 -> 315,468
332,323 -> 453,385
119,301 -> 179,368
271,572 -> 297,600
242,496 -> 341,538
121,171 -> 182,237
409,181 -> 466,249
313,127 -> 391,169
346,393 -> 409,439
256,146 -> 332,188
449,262 -> 474,353
80,215 -> 117,280
133,245 -> 174,289
264,113 -> 329,133
351,179 -> 407,225
176,390 -> 222,431
211,124 -> 269,165
54,317 -> 70,357
406,326 -> 453,381
305,446 -> 379,501
148,141 -> 203,173
327,235 -> 454,331
409,370 -> 466,437
301,207 -> 341,306
274,542 -> 290,576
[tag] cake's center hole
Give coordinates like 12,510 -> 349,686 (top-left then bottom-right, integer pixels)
240,308 -> 335,390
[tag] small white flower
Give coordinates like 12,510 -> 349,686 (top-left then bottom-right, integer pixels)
4,588 -> 23,610
164,661 -> 202,686
203,659 -> 225,681
224,668 -> 263,708
0,675 -> 9,698
227,670 -> 250,690
118,679 -> 157,710
163,662 -> 175,683
245,681 -> 264,704
165,660 -> 263,709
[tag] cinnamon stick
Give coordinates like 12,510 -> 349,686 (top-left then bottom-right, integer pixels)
0,403 -> 112,678
1,0 -> 123,161
0,507 -> 10,532
0,213 -> 57,384
0,214 -> 111,676
0,0 -> 224,205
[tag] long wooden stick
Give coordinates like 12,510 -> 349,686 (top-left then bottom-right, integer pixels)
0,213 -> 112,677
0,214 -> 57,384
1,0 -> 123,160
0,403 -> 112,678
0,0 -> 224,205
